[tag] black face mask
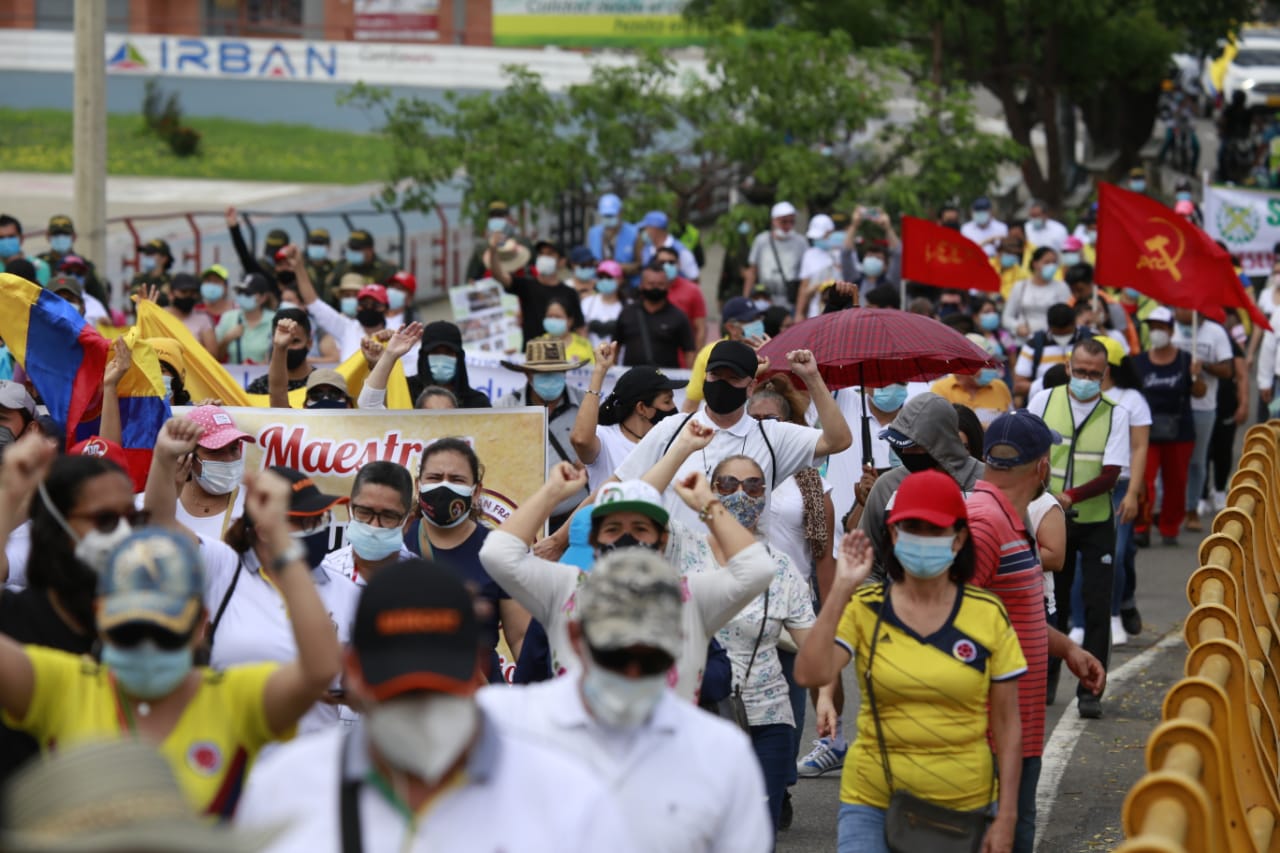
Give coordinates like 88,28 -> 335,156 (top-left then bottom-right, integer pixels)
640,288 -> 667,304
301,528 -> 331,568
702,378 -> 749,415
648,405 -> 677,425
419,484 -> 473,529
357,308 -> 385,328
899,452 -> 938,473
285,347 -> 308,370
173,296 -> 197,313
595,533 -> 659,556
304,398 -> 347,409
276,270 -> 297,285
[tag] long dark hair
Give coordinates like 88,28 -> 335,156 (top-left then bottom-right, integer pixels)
884,520 -> 976,585
599,386 -> 667,427
28,456 -> 130,632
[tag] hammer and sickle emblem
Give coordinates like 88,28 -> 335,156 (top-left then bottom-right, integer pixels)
1136,217 -> 1186,282
925,242 -> 962,265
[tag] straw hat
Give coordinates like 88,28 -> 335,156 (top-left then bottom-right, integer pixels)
491,238 -> 532,276
0,740 -> 280,852
500,339 -> 578,373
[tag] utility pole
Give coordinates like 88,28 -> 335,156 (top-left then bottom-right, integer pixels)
73,0 -> 107,293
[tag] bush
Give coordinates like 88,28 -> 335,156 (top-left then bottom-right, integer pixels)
141,79 -> 200,158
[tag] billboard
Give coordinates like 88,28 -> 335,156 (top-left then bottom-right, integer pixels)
492,0 -> 708,47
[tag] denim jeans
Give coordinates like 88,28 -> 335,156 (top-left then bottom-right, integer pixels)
776,648 -> 807,787
751,723 -> 796,833
837,803 -> 890,853
1015,756 -> 1042,853
1186,409 -> 1216,511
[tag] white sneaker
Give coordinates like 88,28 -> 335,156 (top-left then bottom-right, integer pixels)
1068,627 -> 1084,645
797,738 -> 848,777
1111,616 -> 1129,647
1212,490 -> 1228,512
1197,498 -> 1213,518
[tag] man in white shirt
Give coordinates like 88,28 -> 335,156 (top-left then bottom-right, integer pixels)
1023,199 -> 1069,252
960,196 -> 1008,258
290,244 -> 401,361
745,201 -> 809,308
479,548 -> 772,853
1171,309 -> 1233,531
236,561 -> 633,853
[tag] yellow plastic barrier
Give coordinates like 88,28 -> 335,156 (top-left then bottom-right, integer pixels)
1118,424 -> 1280,853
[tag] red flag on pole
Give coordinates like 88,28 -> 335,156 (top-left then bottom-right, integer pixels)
902,216 -> 1002,293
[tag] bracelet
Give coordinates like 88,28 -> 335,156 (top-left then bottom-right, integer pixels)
584,388 -> 602,397
697,499 -> 721,522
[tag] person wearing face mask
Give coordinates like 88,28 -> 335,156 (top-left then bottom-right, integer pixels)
581,259 -> 626,348
0,379 -> 37,457
1169,306 -> 1234,534
586,193 -> 641,281
931,334 -> 1012,428
1134,307 -> 1204,547
1023,200 -> 1068,252
46,274 -> 92,321
534,295 -> 594,366
744,202 -> 807,308
1012,303 -> 1091,404
323,228 -> 396,301
248,311 -> 314,395
0,482 -> 340,817
478,547 -> 773,853
975,296 -> 1016,362
381,269 -> 416,326
402,320 -> 491,408
1027,339 -> 1130,718
992,235 -> 1028,299
235,559 -> 633,853
300,227 -> 335,303
795,213 -> 845,320
128,238 -> 174,305
1065,263 -> 1139,354
309,462 -> 416,592
795,473 -> 1025,853
54,256 -> 109,326
195,263 -> 234,325
655,245 -> 707,352
465,199 -> 528,282
296,238 -> 400,362
36,214 -> 108,306
171,405 -> 255,543
857,393 -> 986,580
827,379 -> 903,546
1,216 -> 53,290
1002,247 -> 1072,346
638,210 -> 700,282
166,273 -> 219,356
961,196 -> 1008,258
572,342 -> 688,491
613,261 -> 695,368
681,297 -> 767,414
217,273 -> 277,365
565,245 -> 600,300
488,236 -> 586,349
298,369 -> 353,410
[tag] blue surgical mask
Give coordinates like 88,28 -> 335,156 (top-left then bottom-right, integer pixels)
49,234 -> 73,253
976,367 -> 1002,386
861,256 -> 885,278
979,313 -> 1000,331
388,289 -> 407,311
346,519 -> 405,561
306,244 -> 328,262
574,265 -> 597,281
595,277 -> 618,295
872,384 -> 908,412
139,255 -> 157,273
1038,263 -> 1058,280
201,283 -> 225,303
720,489 -> 766,530
1069,376 -> 1101,400
1129,180 -> 1146,193
737,221 -> 751,236
740,320 -> 765,340
340,296 -> 358,317
600,215 -> 620,228
543,317 -> 568,336
1176,191 -> 1193,202
531,372 -> 566,401
973,211 -> 991,226
1061,252 -> 1080,267
662,262 -> 679,280
428,354 -> 457,383
893,529 -> 957,579
487,217 -> 508,234
161,374 -> 174,399
345,249 -> 365,266
102,641 -> 193,700
999,253 -> 1019,270
1123,288 -> 1142,300
819,235 -> 844,250
0,236 -> 20,258
236,294 -> 259,312
278,300 -> 298,311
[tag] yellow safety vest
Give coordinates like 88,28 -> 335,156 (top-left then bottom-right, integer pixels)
1043,386 -> 1115,524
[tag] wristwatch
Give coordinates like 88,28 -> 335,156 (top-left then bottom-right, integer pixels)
269,541 -> 307,573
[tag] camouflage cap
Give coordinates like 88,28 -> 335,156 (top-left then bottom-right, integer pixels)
576,549 -> 682,659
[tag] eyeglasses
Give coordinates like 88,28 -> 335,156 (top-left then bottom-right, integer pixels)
590,646 -> 673,677
713,475 -> 766,498
350,503 -> 407,528
106,622 -> 192,651
289,511 -> 332,536
69,508 -> 149,534
1071,367 -> 1105,381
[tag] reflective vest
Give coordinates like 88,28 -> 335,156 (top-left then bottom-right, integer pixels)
1043,386 -> 1115,524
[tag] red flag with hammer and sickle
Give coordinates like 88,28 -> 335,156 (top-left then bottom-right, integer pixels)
1096,182 -> 1271,330
902,217 -> 1002,292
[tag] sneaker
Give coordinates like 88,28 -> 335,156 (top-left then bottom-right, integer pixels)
1198,497 -> 1213,517
780,790 -> 794,830
1110,615 -> 1129,647
1162,535 -> 1180,547
1078,695 -> 1103,719
1185,512 -> 1203,533
1121,606 -> 1142,637
1133,529 -> 1151,548
797,738 -> 847,777
1212,490 -> 1228,512
1068,626 -> 1084,645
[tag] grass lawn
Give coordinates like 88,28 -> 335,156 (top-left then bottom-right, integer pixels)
0,108 -> 393,184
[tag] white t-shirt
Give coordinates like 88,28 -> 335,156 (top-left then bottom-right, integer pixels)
174,488 -> 246,545
581,295 -> 624,349
763,472 -> 831,578
1028,388 -> 1132,472
1174,320 -> 1233,412
319,543 -> 419,587
306,299 -> 403,362
960,217 -> 1009,257
1024,218 -> 1070,252
1027,491 -> 1063,616
818,387 -> 895,553
3,521 -> 30,591
799,246 -> 839,284
614,406 -> 823,534
1104,386 -> 1153,480
584,423 -> 638,493
1002,279 -> 1073,339
83,293 -> 110,326
1013,339 -> 1072,382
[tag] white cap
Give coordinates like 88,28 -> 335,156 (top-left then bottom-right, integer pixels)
1146,306 -> 1174,325
806,214 -> 835,240
771,201 -> 797,220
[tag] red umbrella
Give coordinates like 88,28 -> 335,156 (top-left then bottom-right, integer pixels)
757,307 -> 997,464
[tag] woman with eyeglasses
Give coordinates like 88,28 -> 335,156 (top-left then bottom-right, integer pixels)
708,454 -> 817,834
0,429 -> 342,815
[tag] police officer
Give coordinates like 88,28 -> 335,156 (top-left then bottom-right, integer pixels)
259,228 -> 290,274
37,215 -> 108,306
129,239 -> 174,305
324,228 -> 395,296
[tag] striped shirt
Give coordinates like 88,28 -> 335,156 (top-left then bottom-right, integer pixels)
967,480 -> 1049,757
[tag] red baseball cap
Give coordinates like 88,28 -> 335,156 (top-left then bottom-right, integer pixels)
185,405 -> 255,451
887,470 -> 967,528
70,436 -> 129,471
357,284 -> 389,306
387,270 -> 417,296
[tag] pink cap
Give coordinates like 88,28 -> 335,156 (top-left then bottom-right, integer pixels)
1175,199 -> 1195,215
186,405 -> 255,450
1061,236 -> 1083,251
597,260 -> 623,278
356,284 -> 389,305
70,436 -> 129,471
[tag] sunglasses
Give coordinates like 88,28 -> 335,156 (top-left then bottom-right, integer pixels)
590,646 -> 673,677
713,475 -> 766,498
69,508 -> 149,534
307,387 -> 346,403
106,623 -> 192,651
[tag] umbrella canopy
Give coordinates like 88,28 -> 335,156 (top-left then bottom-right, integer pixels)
756,307 -> 997,390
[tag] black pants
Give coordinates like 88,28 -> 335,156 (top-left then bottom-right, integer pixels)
1207,416 -> 1237,494
1050,516 -> 1116,699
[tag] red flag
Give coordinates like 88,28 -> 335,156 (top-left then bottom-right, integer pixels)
902,217 -> 1002,293
1095,182 -> 1235,322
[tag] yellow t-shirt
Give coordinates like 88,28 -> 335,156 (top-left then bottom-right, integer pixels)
4,646 -> 286,818
835,584 -> 1026,811
929,375 -> 1013,427
684,338 -> 720,405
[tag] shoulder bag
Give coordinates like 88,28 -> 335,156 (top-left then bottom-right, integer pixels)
769,235 -> 802,305
865,584 -> 993,853
717,589 -> 769,733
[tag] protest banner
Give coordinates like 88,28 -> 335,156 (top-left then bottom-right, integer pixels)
1202,184 -> 1280,275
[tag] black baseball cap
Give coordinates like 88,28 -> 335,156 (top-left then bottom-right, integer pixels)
170,272 -> 199,293
353,559 -> 481,701
348,229 -> 374,250
705,340 -> 758,379
268,465 -> 347,516
421,320 -> 464,355
238,272 -> 272,295
308,228 -> 330,244
265,229 -> 289,249
139,238 -> 171,257
612,366 -> 688,405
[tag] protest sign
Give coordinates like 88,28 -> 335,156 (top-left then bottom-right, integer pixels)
449,279 -> 522,354
1203,184 -> 1280,275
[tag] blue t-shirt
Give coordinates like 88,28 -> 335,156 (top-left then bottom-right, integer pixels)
404,521 -> 508,653
1135,350 -> 1195,443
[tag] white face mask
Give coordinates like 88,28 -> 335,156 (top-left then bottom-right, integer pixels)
195,457 -> 244,496
581,664 -> 666,728
367,693 -> 478,784
535,256 -> 558,277
38,483 -> 133,573
1149,329 -> 1172,349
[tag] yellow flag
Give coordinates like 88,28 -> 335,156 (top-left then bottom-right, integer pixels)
133,301 -> 251,406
